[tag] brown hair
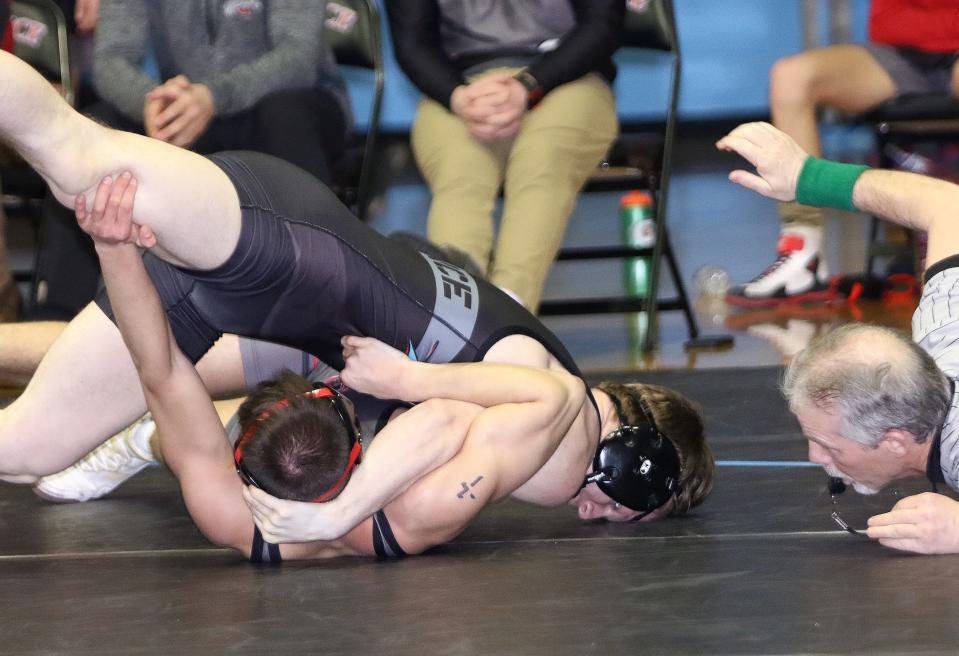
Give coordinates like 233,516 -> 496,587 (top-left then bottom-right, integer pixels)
236,370 -> 353,502
597,382 -> 713,516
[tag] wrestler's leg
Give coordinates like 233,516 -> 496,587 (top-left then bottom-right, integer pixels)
0,318 -> 248,395
30,338 -> 298,500
0,304 -> 140,481
195,334 -> 248,399
0,321 -> 66,388
20,330 -> 251,494
0,310 -> 247,482
0,52 -> 253,479
0,51 -> 240,270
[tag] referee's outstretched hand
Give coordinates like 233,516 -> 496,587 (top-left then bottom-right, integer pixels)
716,121 -> 808,202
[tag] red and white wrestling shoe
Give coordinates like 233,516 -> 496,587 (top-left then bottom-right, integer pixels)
727,226 -> 832,307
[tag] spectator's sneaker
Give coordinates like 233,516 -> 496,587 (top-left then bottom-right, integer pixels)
33,415 -> 158,502
727,226 -> 831,307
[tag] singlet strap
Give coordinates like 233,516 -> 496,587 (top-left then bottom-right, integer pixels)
250,525 -> 282,564
372,509 -> 407,558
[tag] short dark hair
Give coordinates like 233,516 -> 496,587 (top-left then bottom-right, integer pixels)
597,382 -> 713,516
236,370 -> 352,502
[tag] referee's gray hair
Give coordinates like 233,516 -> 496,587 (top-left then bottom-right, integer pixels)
782,323 -> 950,447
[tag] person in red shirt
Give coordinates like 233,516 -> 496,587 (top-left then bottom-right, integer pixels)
1,1 -> 12,53
727,0 -> 959,307
0,0 -> 15,322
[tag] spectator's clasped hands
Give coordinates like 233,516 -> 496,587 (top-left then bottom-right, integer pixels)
75,173 -> 156,250
340,335 -> 414,400
716,121 -> 809,202
451,72 -> 528,142
144,75 -> 215,148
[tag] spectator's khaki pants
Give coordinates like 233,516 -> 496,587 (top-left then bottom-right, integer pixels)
412,71 -> 618,310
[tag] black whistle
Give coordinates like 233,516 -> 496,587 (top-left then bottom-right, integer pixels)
827,476 -> 846,495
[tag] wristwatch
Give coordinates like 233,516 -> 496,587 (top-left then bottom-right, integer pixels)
513,69 -> 545,109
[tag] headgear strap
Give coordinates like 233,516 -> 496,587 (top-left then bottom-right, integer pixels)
584,397 -> 682,513
234,384 -> 362,503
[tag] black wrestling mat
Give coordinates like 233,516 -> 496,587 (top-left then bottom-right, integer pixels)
1,367 -> 958,655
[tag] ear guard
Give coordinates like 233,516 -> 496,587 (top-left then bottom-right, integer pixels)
584,422 -> 682,513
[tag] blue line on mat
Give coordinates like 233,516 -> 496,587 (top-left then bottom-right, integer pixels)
717,460 -> 819,468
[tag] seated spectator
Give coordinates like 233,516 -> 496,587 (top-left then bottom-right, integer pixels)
90,0 -> 350,184
386,0 -> 622,311
728,0 -> 959,305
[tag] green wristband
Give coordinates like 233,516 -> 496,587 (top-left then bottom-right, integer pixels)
795,156 -> 870,212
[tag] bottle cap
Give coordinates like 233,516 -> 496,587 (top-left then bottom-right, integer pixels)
620,190 -> 653,208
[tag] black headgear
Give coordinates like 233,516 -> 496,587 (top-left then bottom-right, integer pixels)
582,399 -> 682,513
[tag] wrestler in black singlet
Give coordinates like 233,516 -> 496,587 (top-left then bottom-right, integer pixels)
96,151 -> 595,406
96,151 -> 601,561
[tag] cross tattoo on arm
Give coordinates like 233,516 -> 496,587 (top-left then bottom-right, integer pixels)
456,476 -> 484,500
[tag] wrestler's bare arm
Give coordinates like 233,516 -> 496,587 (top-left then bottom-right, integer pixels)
716,121 -> 959,266
340,335 -> 586,467
76,177 -> 478,559
267,393 -> 560,559
383,390 -> 581,554
69,177 -> 357,560
245,397 -> 482,543
70,175 -> 252,549
262,403 -> 509,559
259,388 -> 574,559
244,338 -> 587,544
346,336 -> 589,484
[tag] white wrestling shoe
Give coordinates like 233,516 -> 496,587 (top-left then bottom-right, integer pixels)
33,414 -> 158,502
727,225 -> 830,306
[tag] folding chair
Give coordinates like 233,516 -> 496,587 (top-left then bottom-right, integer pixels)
10,0 -> 71,104
858,93 -> 959,274
3,0 -> 71,300
538,0 -> 724,352
324,0 -> 384,221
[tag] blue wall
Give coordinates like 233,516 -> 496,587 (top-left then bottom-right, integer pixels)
346,0 -> 873,130
355,0 -> 875,245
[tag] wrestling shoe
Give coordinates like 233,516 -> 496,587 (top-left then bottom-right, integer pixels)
33,414 -> 158,502
727,226 -> 831,307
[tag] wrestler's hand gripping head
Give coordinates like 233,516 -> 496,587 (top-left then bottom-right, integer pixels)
234,382 -> 363,503
583,397 -> 682,517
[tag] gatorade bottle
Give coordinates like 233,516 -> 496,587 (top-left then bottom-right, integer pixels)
620,190 -> 655,299
620,190 -> 655,353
